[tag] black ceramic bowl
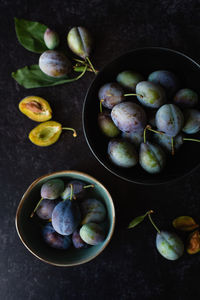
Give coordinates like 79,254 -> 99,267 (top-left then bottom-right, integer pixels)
83,47 -> 200,185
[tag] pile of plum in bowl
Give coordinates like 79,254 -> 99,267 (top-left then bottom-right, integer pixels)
83,47 -> 200,184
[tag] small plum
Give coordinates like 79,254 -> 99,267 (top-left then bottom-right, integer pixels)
108,139 -> 138,168
174,88 -> 198,108
41,179 -> 64,200
153,133 -> 184,153
67,27 -> 92,60
155,104 -> 184,137
61,180 -> 87,201
72,229 -> 88,249
139,142 -> 166,174
52,200 -> 81,235
44,28 -> 59,50
111,102 -> 147,133
116,70 -> 144,91
136,81 -> 166,108
80,223 -> 105,245
156,231 -> 184,260
81,198 -> 106,224
98,111 -> 120,137
121,131 -> 143,147
182,109 -> 200,134
36,199 -> 58,220
42,224 -> 71,250
148,70 -> 179,97
98,83 -> 125,109
39,50 -> 71,77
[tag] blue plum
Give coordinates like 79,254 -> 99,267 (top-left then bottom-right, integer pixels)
98,83 -> 125,109
174,88 -> 198,108
52,200 -> 81,235
111,102 -> 147,133
136,81 -> 166,108
80,223 -> 105,245
139,142 -> 166,173
72,229 -> 88,249
156,231 -> 184,260
108,139 -> 138,168
148,70 -> 179,97
182,109 -> 200,134
36,199 -> 58,220
116,70 -> 144,91
155,104 -> 184,137
153,133 -> 184,153
42,223 -> 71,249
81,198 -> 106,224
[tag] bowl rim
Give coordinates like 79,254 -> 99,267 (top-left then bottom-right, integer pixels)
82,46 -> 200,185
15,170 -> 115,267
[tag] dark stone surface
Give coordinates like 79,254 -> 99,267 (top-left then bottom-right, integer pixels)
1,0 -> 200,299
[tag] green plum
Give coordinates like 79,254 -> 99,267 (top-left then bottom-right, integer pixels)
156,231 -> 184,260
174,88 -> 198,108
98,111 -> 120,137
67,27 -> 92,59
108,139 -> 138,168
136,81 -> 166,108
80,223 -> 105,245
44,28 -> 59,50
116,70 -> 144,91
182,109 -> 200,134
139,142 -> 166,173
155,104 -> 184,137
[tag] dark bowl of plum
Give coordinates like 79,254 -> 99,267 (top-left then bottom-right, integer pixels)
15,170 -> 115,266
83,47 -> 200,185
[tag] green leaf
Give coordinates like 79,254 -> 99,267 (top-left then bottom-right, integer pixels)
14,18 -> 48,53
128,211 -> 149,229
12,65 -> 87,89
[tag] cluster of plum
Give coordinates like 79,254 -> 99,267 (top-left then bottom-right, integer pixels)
98,70 -> 200,174
31,178 -> 107,250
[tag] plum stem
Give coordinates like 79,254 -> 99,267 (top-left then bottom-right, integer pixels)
146,124 -> 164,135
143,126 -> 147,144
73,65 -> 93,73
124,93 -> 143,98
100,99 -> 104,113
62,127 -> 77,137
183,138 -> 200,143
148,211 -> 161,234
171,137 -> 175,156
83,184 -> 94,189
30,197 -> 43,218
86,56 -> 98,74
73,64 -> 87,80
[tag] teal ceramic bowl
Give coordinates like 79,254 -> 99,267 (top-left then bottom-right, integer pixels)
15,170 -> 115,266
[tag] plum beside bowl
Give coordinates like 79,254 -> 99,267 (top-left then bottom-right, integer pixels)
15,170 -> 115,266
83,47 -> 200,185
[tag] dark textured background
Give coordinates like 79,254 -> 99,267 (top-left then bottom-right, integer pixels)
1,0 -> 200,299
